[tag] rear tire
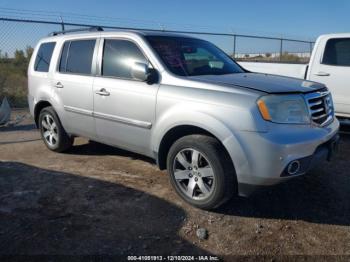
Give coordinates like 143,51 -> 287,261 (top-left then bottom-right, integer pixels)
167,134 -> 236,210
38,106 -> 73,152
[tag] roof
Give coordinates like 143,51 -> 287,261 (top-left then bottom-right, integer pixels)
317,33 -> 350,40
41,28 -> 197,42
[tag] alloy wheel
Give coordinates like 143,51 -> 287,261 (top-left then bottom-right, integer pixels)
41,114 -> 58,147
172,148 -> 215,200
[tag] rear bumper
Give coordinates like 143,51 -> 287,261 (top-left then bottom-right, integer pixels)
28,94 -> 35,117
223,118 -> 340,196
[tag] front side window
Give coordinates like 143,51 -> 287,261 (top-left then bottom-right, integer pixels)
102,39 -> 148,79
34,42 -> 56,72
59,39 -> 96,75
322,38 -> 350,66
145,36 -> 244,76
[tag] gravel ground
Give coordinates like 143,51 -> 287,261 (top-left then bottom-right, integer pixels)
0,110 -> 350,259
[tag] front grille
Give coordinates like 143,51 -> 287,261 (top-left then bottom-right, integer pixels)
305,89 -> 334,126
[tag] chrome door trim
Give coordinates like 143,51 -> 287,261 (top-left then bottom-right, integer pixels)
64,105 -> 93,116
64,106 -> 151,129
94,111 -> 152,129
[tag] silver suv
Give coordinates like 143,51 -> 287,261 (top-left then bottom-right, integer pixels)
28,28 -> 339,209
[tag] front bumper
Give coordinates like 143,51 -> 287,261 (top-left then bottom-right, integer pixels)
223,118 -> 340,196
280,133 -> 339,177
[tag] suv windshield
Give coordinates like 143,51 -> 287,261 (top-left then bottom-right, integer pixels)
145,36 -> 244,76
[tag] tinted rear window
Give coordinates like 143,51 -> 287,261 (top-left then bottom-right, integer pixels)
59,39 -> 96,75
34,42 -> 56,72
59,41 -> 70,72
322,38 -> 350,66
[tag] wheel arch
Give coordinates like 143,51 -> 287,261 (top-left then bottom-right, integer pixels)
156,123 -> 235,173
34,100 -> 52,127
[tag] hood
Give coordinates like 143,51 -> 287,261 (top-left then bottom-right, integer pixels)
188,73 -> 325,94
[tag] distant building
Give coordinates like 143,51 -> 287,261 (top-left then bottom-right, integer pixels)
234,52 -> 311,59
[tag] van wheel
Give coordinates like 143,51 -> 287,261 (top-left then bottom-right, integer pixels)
38,106 -> 73,152
167,134 -> 236,210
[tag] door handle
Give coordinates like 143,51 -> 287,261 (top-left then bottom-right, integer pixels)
314,72 -> 330,76
95,88 -> 110,96
54,82 -> 64,88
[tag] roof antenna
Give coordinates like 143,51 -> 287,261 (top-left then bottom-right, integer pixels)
60,15 -> 65,32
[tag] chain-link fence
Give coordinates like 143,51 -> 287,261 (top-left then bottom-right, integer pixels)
0,17 -> 314,108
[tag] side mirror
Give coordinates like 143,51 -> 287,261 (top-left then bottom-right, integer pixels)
131,62 -> 158,84
131,62 -> 149,82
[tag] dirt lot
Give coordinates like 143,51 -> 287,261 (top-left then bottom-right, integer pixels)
0,110 -> 350,259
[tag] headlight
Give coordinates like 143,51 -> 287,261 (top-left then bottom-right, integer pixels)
257,94 -> 310,124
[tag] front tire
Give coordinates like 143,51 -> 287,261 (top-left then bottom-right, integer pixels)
167,134 -> 236,210
38,106 -> 73,152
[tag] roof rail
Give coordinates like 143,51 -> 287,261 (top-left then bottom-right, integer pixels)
50,26 -> 104,36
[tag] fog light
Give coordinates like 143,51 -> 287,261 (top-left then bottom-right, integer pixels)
287,160 -> 300,175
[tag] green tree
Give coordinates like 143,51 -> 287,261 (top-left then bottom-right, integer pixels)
14,49 -> 26,64
0,46 -> 34,107
25,46 -> 34,60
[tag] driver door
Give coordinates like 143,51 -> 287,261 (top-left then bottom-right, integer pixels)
93,38 -> 158,155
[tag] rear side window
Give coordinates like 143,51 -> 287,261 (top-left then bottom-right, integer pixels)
322,38 -> 350,66
59,42 -> 70,72
102,39 -> 148,79
34,42 -> 56,72
59,39 -> 96,75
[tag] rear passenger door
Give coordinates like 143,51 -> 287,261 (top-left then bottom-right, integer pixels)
52,38 -> 99,138
93,38 -> 158,155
